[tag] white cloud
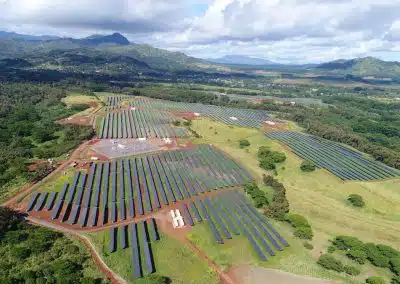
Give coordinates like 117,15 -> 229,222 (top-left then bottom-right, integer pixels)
2,0 -> 400,63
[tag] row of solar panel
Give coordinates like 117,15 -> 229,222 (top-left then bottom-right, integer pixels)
181,191 -> 289,260
109,219 -> 159,279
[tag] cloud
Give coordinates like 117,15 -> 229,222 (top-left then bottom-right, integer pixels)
2,0 -> 400,63
1,0 -> 190,34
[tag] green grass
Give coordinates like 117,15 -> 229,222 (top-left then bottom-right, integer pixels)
190,118 -> 400,282
86,230 -> 218,284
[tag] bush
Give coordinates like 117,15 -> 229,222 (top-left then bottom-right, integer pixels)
346,249 -> 367,265
304,242 -> 313,250
243,183 -> 269,208
239,139 -> 250,148
12,246 -> 31,260
392,275 -> 400,284
348,194 -> 365,207
172,120 -> 181,126
327,245 -> 336,253
390,258 -> 400,276
333,236 -> 364,251
366,276 -> 386,284
378,245 -> 399,259
300,160 -> 316,172
286,213 -> 313,240
257,147 -> 286,171
263,175 -> 290,220
317,254 -> 344,272
259,158 -> 276,170
365,243 -> 391,268
183,119 -> 192,127
344,265 -> 361,276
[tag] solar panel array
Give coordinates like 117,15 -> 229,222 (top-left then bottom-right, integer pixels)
98,108 -> 189,139
104,95 -> 131,111
108,219 -> 159,279
135,98 -> 269,128
27,145 -> 253,228
180,191 -> 289,260
266,131 -> 400,180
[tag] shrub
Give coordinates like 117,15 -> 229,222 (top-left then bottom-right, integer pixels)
286,213 -> 313,240
239,139 -> 250,148
377,245 -> 399,259
344,265 -> 361,276
327,245 -> 336,253
365,243 -> 390,268
304,242 -> 313,250
183,119 -> 192,127
392,275 -> 400,284
243,183 -> 269,208
346,249 -> 367,265
259,158 -> 276,170
366,276 -> 386,284
317,254 -> 344,272
263,175 -> 290,220
390,258 -> 400,275
348,194 -> 365,207
12,247 -> 31,260
300,160 -> 316,172
172,120 -> 181,126
333,236 -> 364,251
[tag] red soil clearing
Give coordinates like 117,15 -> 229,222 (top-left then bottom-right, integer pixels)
172,111 -> 199,120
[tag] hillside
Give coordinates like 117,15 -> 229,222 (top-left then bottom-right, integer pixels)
0,32 -> 216,72
317,57 -> 400,78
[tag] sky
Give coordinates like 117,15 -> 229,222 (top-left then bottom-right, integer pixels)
2,0 -> 400,64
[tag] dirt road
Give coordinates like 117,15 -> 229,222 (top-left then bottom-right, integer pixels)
28,217 -> 126,284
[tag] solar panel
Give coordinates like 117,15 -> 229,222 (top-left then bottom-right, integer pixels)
109,227 -> 117,253
46,192 -> 57,210
26,192 -> 40,211
140,221 -> 155,274
121,225 -> 128,249
34,192 -> 48,211
130,223 -> 143,278
183,204 -> 194,226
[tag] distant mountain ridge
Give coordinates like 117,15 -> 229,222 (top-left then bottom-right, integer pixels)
0,31 -> 216,72
207,55 -> 279,66
317,56 -> 400,78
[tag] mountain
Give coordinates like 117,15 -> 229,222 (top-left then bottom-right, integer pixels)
0,31 -> 216,72
317,57 -> 400,78
207,55 -> 279,66
80,33 -> 130,45
0,31 -> 60,41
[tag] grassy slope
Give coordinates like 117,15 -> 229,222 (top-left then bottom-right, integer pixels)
191,118 -> 400,283
86,230 -> 218,284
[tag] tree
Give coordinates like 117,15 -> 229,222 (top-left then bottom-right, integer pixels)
348,194 -> 365,207
239,139 -> 250,148
390,258 -> 400,276
346,249 -> 367,264
344,265 -> 360,276
366,276 -> 386,284
317,254 -> 344,272
300,160 -> 316,172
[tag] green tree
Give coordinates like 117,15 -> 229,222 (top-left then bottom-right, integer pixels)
239,139 -> 250,148
300,160 -> 316,172
348,194 -> 365,207
317,254 -> 344,272
366,276 -> 386,284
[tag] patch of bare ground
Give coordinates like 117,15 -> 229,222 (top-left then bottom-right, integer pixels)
226,265 -> 340,284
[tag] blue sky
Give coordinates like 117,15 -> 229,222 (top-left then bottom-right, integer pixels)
1,0 -> 400,64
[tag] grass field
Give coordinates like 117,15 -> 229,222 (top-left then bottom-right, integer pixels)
87,230 -> 218,284
190,118 -> 400,283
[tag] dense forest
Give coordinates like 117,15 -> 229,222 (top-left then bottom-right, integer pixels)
0,207 -> 106,283
127,85 -> 400,169
0,83 -> 94,201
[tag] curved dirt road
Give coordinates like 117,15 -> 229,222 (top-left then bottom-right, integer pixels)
28,217 -> 126,284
